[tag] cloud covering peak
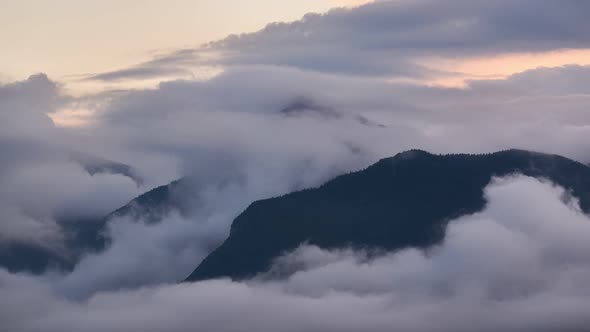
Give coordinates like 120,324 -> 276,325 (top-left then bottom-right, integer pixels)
2,1 -> 590,330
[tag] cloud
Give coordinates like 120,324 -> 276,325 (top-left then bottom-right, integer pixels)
85,49 -> 199,82
0,159 -> 140,245
92,63 -> 590,164
87,0 -> 590,81
469,64 -> 590,95
2,176 -> 590,331
0,73 -> 61,135
5,58 -> 590,279
0,75 -> 143,251
87,66 -> 191,82
0,0 -> 590,331
53,213 -> 210,299
42,62 -> 589,284
3,2 -> 590,328
47,143 -> 371,298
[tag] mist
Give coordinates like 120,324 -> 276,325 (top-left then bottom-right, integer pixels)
2,1 -> 590,331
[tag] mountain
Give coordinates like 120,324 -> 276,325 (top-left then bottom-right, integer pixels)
0,242 -> 73,274
0,179 -> 185,274
0,151 -> 146,274
105,179 -> 190,223
5,149 -> 590,280
185,149 -> 590,282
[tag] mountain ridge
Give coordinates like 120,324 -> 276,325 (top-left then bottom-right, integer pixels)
185,149 -> 590,282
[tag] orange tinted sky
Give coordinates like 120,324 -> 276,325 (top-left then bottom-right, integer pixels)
421,49 -> 590,87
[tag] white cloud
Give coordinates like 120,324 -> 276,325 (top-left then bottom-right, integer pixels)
6,62 -> 590,272
2,176 -> 590,332
2,3 -> 590,329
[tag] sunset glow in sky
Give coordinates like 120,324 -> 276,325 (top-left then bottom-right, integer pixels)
4,0 -> 590,99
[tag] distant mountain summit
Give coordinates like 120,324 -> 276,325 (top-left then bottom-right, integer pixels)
186,149 -> 590,282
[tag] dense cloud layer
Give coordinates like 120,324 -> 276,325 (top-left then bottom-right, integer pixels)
90,0 -> 590,81
93,64 -> 590,164
2,1 -> 590,330
0,74 -> 60,136
2,176 -> 590,332
4,61 -> 590,296
0,76 -> 143,249
204,0 -> 590,76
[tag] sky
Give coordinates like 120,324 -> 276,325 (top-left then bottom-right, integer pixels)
0,0 -> 368,83
3,0 -> 590,99
2,1 -> 590,331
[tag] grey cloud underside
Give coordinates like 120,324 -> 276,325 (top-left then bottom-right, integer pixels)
88,0 -> 590,81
